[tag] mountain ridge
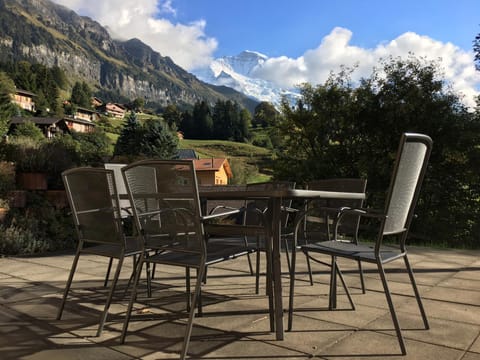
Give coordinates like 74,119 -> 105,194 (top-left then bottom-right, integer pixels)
0,0 -> 258,112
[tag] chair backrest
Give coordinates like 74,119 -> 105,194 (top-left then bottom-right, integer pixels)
62,167 -> 124,246
122,159 -> 205,255
383,133 -> 432,238
245,181 -> 296,227
104,163 -> 130,217
306,178 -> 367,239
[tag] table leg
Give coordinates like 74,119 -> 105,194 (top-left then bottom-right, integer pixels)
270,197 -> 284,340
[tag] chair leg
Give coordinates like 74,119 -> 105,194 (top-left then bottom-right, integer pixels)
57,247 -> 81,320
244,235 -> 254,275
186,267 -> 191,312
287,239 -> 297,331
377,261 -> 407,355
97,256 -> 124,337
123,255 -> 140,298
120,254 -> 145,344
284,237 -> 291,273
404,256 -> 429,329
146,260 -> 152,298
306,253 -> 314,286
328,256 -> 337,310
180,265 -> 205,360
334,264 -> 355,310
196,268 -> 203,317
104,257 -> 113,287
255,247 -> 261,294
357,259 -> 366,294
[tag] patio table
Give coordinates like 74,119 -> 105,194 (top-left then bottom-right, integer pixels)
199,187 -> 366,340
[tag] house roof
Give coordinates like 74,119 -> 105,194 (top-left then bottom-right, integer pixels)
76,106 -> 98,114
11,116 -> 96,127
177,149 -> 198,159
10,116 -> 60,125
15,89 -> 36,97
193,158 -> 232,178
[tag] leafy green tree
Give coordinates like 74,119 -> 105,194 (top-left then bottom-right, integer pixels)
131,97 -> 145,112
71,81 -> 92,108
163,104 -> 183,128
273,56 -> 480,247
0,72 -> 17,136
11,121 -> 44,141
192,100 -> 213,139
114,112 -> 178,160
253,101 -> 278,127
140,119 -> 178,159
114,111 -> 143,158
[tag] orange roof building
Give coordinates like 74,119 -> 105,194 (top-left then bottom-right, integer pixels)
193,158 -> 233,185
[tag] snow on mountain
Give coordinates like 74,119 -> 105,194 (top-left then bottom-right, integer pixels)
193,50 -> 299,108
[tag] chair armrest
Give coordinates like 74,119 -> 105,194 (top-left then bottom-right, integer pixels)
202,207 -> 243,222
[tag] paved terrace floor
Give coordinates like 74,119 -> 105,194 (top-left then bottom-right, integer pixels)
1,246 -> 479,360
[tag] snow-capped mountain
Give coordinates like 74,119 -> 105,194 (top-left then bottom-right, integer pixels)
193,50 -> 299,108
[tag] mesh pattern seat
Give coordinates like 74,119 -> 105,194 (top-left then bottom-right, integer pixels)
57,167 -> 143,337
288,133 -> 432,355
119,159 -> 256,360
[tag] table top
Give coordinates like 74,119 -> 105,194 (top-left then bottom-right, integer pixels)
199,188 -> 366,200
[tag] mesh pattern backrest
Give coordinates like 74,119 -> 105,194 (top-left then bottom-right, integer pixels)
245,181 -> 295,227
63,168 -> 123,245
384,139 -> 428,235
306,178 -> 367,237
122,160 -> 204,254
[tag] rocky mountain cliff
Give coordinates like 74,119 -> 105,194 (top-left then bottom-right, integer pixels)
0,0 -> 258,111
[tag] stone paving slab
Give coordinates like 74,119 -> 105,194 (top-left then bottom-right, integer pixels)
0,246 -> 479,359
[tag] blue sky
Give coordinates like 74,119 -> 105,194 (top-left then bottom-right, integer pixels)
166,0 -> 479,58
54,0 -> 480,107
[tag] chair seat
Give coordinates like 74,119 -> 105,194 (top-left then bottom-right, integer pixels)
82,236 -> 144,258
302,240 -> 402,263
144,242 -> 257,268
205,223 -> 266,237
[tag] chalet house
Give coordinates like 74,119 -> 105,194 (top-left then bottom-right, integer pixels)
91,97 -> 103,108
100,103 -> 126,119
74,106 -> 99,122
9,116 -> 95,138
193,158 -> 233,185
12,89 -> 36,113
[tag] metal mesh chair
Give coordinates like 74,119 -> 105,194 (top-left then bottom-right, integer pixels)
204,181 -> 296,294
57,167 -> 143,336
288,133 -> 432,355
290,179 -> 367,291
119,159 -> 255,360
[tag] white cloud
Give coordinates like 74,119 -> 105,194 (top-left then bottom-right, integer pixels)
52,0 -> 217,70
253,27 -> 480,108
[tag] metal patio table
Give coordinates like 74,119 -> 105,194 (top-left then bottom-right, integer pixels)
199,187 -> 366,340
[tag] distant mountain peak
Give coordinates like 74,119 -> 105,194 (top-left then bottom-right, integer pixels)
194,51 -> 299,107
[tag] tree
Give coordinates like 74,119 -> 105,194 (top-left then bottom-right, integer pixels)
192,100 -> 213,139
140,119 -> 178,159
71,81 -> 92,108
131,97 -> 145,112
272,56 -> 480,248
114,112 -> 178,160
162,104 -> 183,128
253,101 -> 278,127
11,121 -> 44,141
114,111 -> 142,159
0,72 -> 17,136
